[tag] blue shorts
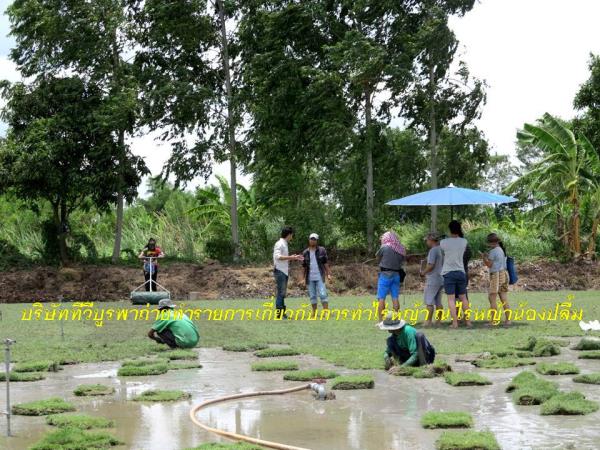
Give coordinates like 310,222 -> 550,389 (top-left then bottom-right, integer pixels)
377,272 -> 401,300
443,271 -> 467,296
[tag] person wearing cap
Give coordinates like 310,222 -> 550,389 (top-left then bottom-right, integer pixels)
302,233 -> 331,315
420,232 -> 444,327
147,299 -> 199,349
379,312 -> 436,370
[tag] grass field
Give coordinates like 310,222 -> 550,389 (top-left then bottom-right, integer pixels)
1,291 -> 599,370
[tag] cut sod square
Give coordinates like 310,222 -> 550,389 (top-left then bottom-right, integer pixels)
435,431 -> 500,450
283,369 -> 339,381
29,428 -> 123,450
223,343 -> 268,352
46,413 -> 115,429
251,361 -> 298,371
254,348 -> 301,358
505,371 -> 538,393
389,366 -> 421,377
13,360 -> 60,373
540,392 -> 599,415
73,384 -> 115,396
164,349 -> 198,360
330,375 -> 374,390
444,372 -> 492,387
117,363 -> 169,377
412,368 -> 437,379
536,362 -> 580,375
168,361 -> 203,370
573,373 -> 600,385
0,371 -> 45,382
132,389 -> 191,402
573,337 -> 600,351
421,411 -> 473,429
472,357 -> 535,369
512,382 -> 560,405
120,358 -> 168,367
12,397 -> 76,416
578,351 -> 600,359
431,360 -> 453,374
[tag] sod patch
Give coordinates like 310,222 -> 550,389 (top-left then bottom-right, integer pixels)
13,360 -> 60,373
223,343 -> 268,352
472,357 -> 535,369
132,390 -> 191,402
540,392 -> 599,415
514,336 -> 561,357
120,358 -> 168,367
578,351 -> 600,359
512,382 -> 560,405
29,427 -> 123,449
168,361 -> 203,370
330,375 -> 375,390
435,430 -> 500,450
12,397 -> 76,416
164,349 -> 198,360
254,348 -> 301,358
444,372 -> 492,387
389,366 -> 421,376
505,371 -> 538,392
573,373 -> 600,385
46,414 -> 115,429
421,411 -> 473,429
536,362 -> 580,375
573,337 -> 600,351
0,371 -> 45,382
283,369 -> 339,381
251,361 -> 298,371
117,363 -> 169,377
73,384 -> 115,397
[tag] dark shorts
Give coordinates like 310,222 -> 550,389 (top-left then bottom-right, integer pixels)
156,328 -> 178,349
443,271 -> 467,296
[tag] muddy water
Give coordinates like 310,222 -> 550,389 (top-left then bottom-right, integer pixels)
0,342 -> 599,450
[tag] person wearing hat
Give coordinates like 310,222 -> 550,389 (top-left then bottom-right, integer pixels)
147,299 -> 199,349
302,233 -> 331,315
380,312 -> 436,370
420,232 -> 444,327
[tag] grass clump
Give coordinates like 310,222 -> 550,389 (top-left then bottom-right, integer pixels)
505,371 -> 538,392
223,343 -> 268,352
578,351 -> 600,359
573,373 -> 600,385
120,358 -> 168,367
254,348 -> 301,358
132,389 -> 191,402
444,372 -> 491,387
536,362 -> 580,375
117,363 -> 168,377
12,397 -> 76,416
514,336 -> 560,357
73,384 -> 115,396
330,374 -> 374,390
540,392 -> 599,415
421,412 -> 473,429
573,337 -> 600,351
13,360 -> 60,373
29,427 -> 123,449
472,357 -> 535,369
168,361 -> 203,370
389,366 -> 421,376
251,361 -> 298,371
0,371 -> 45,382
165,349 -> 198,360
506,371 -> 559,405
46,414 -> 114,429
435,431 -> 500,450
185,443 -> 264,449
283,369 -> 339,381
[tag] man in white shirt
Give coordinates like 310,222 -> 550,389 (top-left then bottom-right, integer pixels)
273,226 -> 303,319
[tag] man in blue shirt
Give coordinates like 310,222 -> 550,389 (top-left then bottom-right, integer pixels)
379,312 -> 436,370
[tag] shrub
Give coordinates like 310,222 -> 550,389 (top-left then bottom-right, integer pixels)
444,373 -> 492,387
435,430 -> 500,450
573,338 -> 600,351
535,362 -> 580,375
133,390 -> 191,402
29,427 -> 123,450
12,398 -> 76,416
251,361 -> 299,371
283,369 -> 339,381
331,375 -> 374,390
421,412 -> 473,429
573,373 -> 600,385
117,363 -> 169,377
540,392 -> 599,415
46,414 -> 114,429
254,348 -> 301,358
73,384 -> 115,396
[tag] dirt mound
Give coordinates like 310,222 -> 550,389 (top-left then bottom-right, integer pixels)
0,259 -> 599,303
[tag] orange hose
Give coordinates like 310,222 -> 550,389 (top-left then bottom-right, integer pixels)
189,384 -> 313,450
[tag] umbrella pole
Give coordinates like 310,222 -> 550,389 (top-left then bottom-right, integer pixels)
451,205 -> 454,220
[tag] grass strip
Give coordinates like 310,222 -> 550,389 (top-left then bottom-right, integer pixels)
73,384 -> 115,396
13,360 -> 60,373
0,371 -> 45,382
254,348 -> 301,358
472,357 -> 535,369
540,392 -> 600,415
223,343 -> 268,352
283,369 -> 339,381
573,373 -> 600,385
421,412 -> 473,429
120,358 -> 168,367
444,372 -> 492,387
330,375 -> 374,390
435,431 -> 500,450
251,361 -> 298,371
573,338 -> 600,351
578,351 -> 600,359
536,362 -> 580,375
117,363 -> 168,377
168,361 -> 203,370
29,427 -> 123,449
132,390 -> 191,402
12,398 -> 76,416
46,414 -> 114,429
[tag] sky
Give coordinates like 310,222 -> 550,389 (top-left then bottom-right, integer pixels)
1,0 -> 599,194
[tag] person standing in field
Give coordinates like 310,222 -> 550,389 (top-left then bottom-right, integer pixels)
482,233 -> 512,326
138,238 -> 164,291
273,226 -> 304,319
440,221 -> 472,329
376,231 -> 406,321
302,233 -> 331,316
420,232 -> 444,327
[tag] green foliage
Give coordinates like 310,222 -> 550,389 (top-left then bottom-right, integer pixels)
435,431 -> 500,450
12,398 -> 76,416
421,412 -> 473,429
444,372 -> 491,387
29,427 -> 123,449
46,414 -> 114,430
540,392 -> 599,415
283,369 -> 339,381
73,385 -> 115,397
254,348 -> 301,358
573,337 -> 600,351
251,361 -> 299,372
573,373 -> 600,384
0,371 -> 45,382
535,362 -> 580,375
117,363 -> 169,376
132,390 -> 191,402
330,375 -> 374,390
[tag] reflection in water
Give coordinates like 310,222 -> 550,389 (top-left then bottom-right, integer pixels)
138,403 -> 183,450
347,408 -> 363,450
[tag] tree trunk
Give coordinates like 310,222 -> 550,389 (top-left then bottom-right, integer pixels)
365,87 -> 374,253
572,192 -> 581,256
586,217 -> 599,259
428,62 -> 438,232
58,199 -> 69,264
217,0 -> 241,262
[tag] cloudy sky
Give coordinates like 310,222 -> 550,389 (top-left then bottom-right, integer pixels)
1,0 -> 599,194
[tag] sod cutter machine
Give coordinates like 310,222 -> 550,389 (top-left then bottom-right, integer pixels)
130,257 -> 171,305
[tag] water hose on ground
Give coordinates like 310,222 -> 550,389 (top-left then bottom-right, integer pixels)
189,383 -> 313,450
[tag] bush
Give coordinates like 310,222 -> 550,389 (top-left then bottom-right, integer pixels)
12,397 -> 76,416
536,362 -> 580,375
46,414 -> 114,429
251,361 -> 299,372
254,348 -> 301,358
331,375 -> 374,390
73,384 -> 115,396
444,373 -> 492,387
435,431 -> 500,450
283,369 -> 339,381
133,390 -> 191,402
421,412 -> 473,429
540,392 -> 599,415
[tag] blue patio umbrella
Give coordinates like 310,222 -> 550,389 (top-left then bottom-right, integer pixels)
385,184 -> 517,219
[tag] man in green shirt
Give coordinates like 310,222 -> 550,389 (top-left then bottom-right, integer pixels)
379,313 -> 435,370
147,299 -> 199,349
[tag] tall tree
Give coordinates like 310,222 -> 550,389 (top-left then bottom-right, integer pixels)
6,0 -> 148,263
574,53 -> 600,155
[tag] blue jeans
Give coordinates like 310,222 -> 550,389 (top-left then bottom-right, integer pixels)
274,269 -> 288,314
308,278 -> 328,305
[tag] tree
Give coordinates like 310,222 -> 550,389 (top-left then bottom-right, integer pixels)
6,0 -> 148,264
0,77 -> 142,263
482,153 -> 517,194
574,54 -> 600,155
